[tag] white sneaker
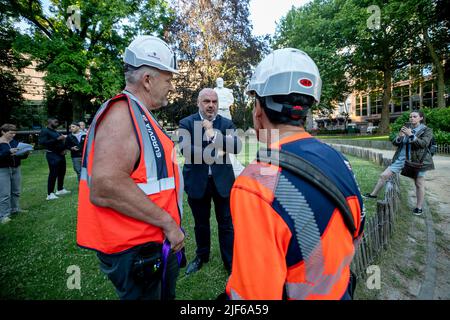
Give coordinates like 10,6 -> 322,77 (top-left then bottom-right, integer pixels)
46,193 -> 59,200
55,189 -> 71,196
1,216 -> 12,224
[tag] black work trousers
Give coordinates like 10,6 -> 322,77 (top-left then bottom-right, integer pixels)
187,177 -> 234,271
46,152 -> 66,195
97,242 -> 180,300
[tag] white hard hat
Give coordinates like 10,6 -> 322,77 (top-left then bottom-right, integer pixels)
123,35 -> 178,74
247,48 -> 322,103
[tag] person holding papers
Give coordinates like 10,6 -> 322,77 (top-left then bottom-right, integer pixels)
0,124 -> 30,224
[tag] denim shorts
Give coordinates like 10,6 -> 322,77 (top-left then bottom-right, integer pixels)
389,159 -> 425,177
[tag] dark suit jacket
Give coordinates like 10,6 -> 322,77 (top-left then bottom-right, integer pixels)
179,113 -> 242,199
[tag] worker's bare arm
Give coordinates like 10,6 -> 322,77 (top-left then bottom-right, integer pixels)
90,101 -> 184,251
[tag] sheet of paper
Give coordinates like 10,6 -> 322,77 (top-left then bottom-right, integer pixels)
15,142 -> 34,156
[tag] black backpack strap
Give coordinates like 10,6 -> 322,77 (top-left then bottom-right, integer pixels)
257,148 -> 356,237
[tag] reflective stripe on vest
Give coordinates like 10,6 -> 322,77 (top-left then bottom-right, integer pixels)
229,288 -> 243,300
80,93 -> 175,196
125,92 -> 183,217
127,96 -> 173,195
275,173 -> 354,299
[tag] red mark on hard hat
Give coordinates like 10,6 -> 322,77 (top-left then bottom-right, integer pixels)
299,79 -> 313,87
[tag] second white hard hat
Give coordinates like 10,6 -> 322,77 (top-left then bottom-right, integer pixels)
247,48 -> 322,103
123,35 -> 178,74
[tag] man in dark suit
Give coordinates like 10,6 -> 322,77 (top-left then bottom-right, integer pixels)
178,88 -> 242,275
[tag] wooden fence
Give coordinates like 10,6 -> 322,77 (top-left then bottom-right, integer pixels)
325,138 -> 450,155
350,174 -> 402,280
436,143 -> 450,155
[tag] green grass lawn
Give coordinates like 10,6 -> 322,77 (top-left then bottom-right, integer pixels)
0,147 -> 383,300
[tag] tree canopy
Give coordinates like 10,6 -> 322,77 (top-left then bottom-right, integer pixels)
0,10 -> 28,126
2,0 -> 267,130
3,0 -> 175,126
275,0 -> 449,134
162,0 -> 268,128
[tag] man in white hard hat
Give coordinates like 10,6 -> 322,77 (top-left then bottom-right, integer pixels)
225,48 -> 365,300
77,35 -> 185,300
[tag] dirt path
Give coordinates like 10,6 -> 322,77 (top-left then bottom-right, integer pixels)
421,155 -> 450,299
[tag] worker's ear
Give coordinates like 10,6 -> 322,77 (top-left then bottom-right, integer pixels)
142,71 -> 154,92
254,99 -> 268,130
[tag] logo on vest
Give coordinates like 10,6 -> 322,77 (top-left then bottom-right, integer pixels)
142,115 -> 162,158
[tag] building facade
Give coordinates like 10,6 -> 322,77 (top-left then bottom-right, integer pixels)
314,76 -> 449,133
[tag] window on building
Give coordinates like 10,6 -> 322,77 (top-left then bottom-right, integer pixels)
376,94 -> 383,114
392,87 -> 402,113
355,96 -> 361,116
423,82 -> 433,108
361,95 -> 368,116
401,85 -> 410,111
370,93 -> 377,115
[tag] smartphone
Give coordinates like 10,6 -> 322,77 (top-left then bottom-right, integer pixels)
404,122 -> 412,128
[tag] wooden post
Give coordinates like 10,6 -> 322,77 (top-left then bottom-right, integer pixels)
377,201 -> 387,249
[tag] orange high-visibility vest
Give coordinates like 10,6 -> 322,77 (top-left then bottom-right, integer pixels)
226,132 -> 364,300
77,92 -> 183,254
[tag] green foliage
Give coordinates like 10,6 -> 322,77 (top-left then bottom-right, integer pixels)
231,100 -> 253,131
314,128 -> 348,135
274,0 -> 449,133
0,12 -> 29,126
433,129 -> 450,145
423,107 -> 450,132
167,0 -> 268,125
7,0 -> 174,123
273,0 -> 351,110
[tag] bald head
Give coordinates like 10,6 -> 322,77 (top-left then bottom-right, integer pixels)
197,88 -> 218,121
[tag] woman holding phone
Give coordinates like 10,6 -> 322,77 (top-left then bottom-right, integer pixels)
363,110 -> 435,215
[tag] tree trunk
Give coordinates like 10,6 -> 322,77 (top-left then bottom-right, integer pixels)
423,28 -> 446,108
380,68 -> 392,134
71,95 -> 84,122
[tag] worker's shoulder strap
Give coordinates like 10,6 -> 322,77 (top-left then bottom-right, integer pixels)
257,148 -> 356,237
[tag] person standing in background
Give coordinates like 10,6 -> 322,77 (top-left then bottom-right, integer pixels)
364,110 -> 434,215
78,121 -> 88,133
0,124 -> 30,224
39,118 -> 71,200
65,122 -> 86,181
